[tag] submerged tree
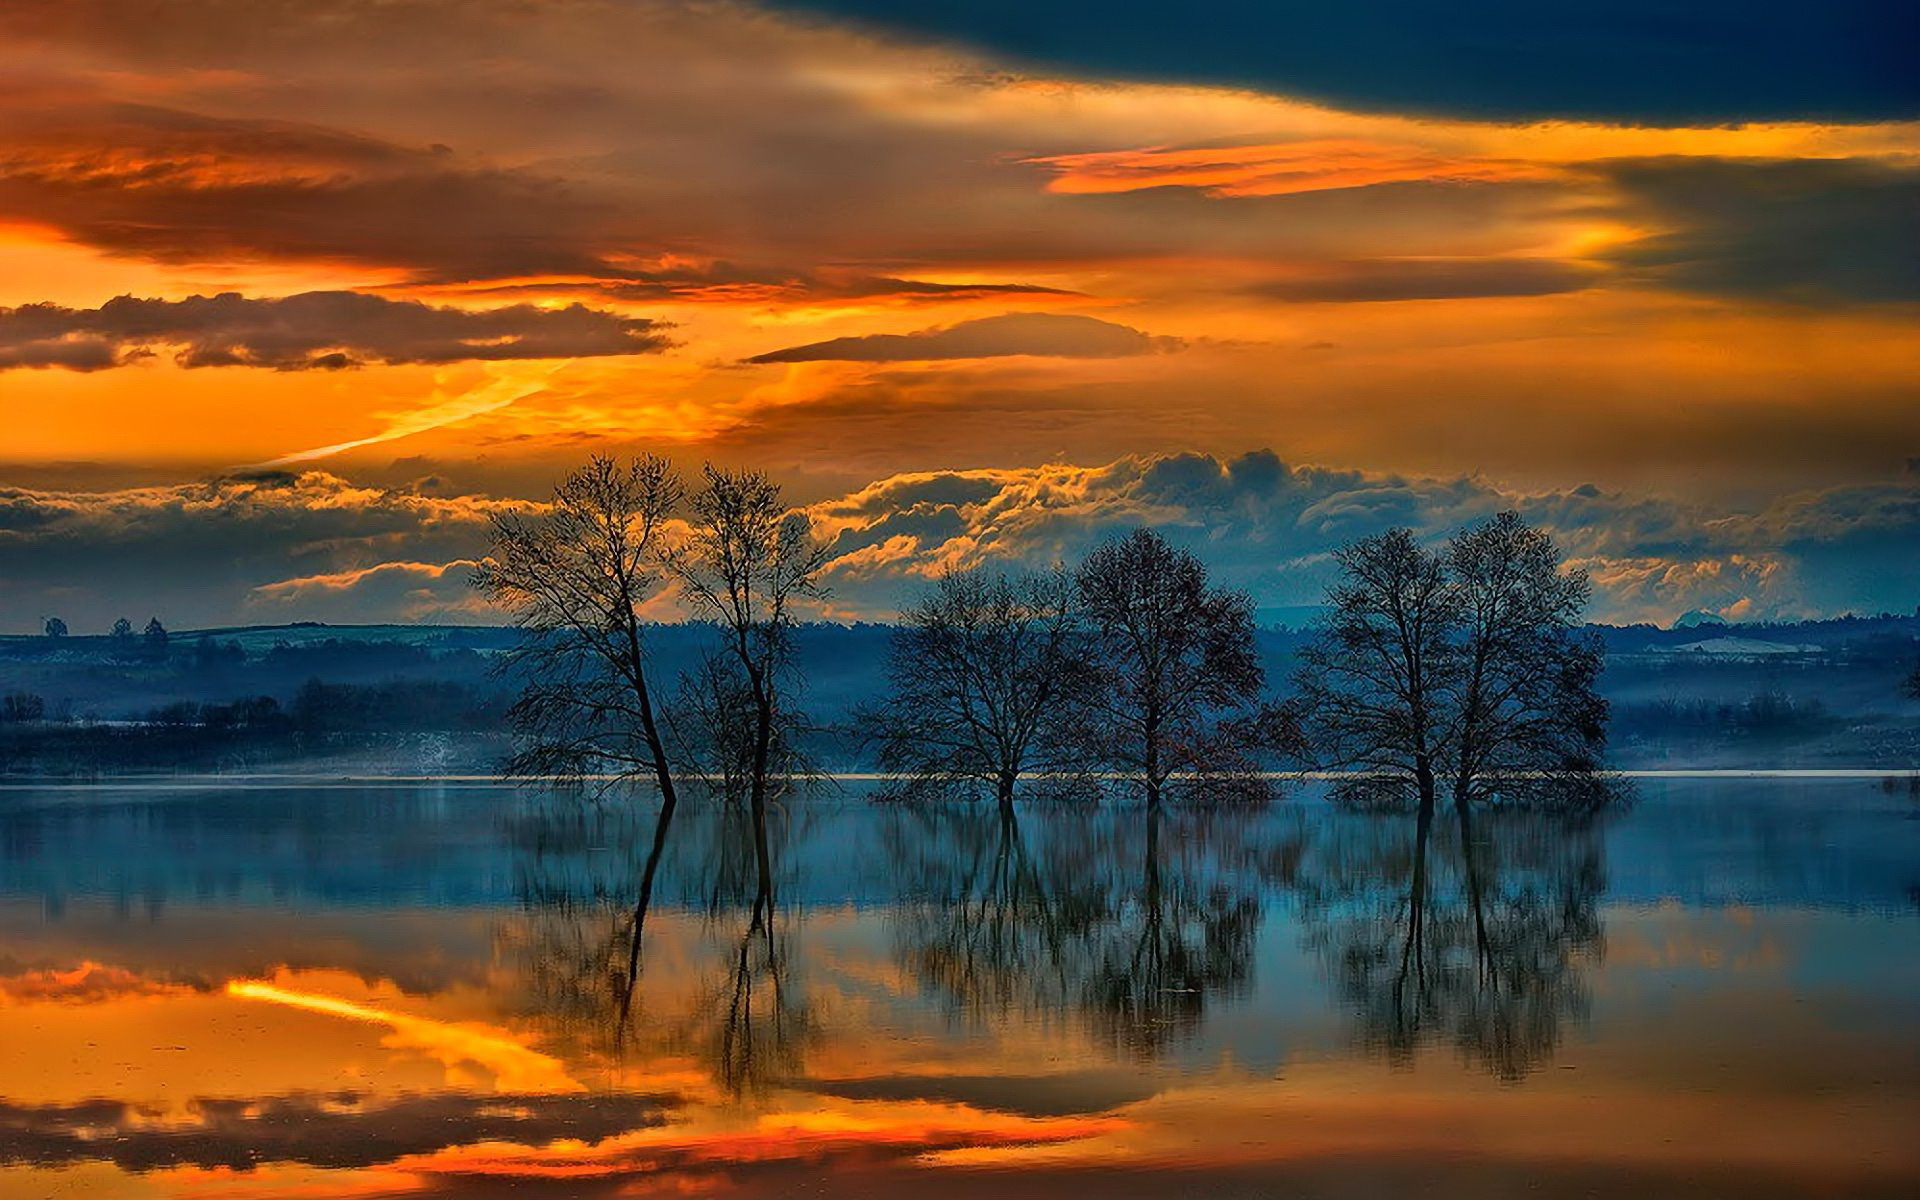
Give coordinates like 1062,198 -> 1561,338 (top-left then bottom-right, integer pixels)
1447,512 -> 1608,811
1074,529 -> 1293,806
670,466 -> 829,894
1295,513 -> 1613,818
863,567 -> 1084,808
1295,528 -> 1459,816
472,454 -> 684,802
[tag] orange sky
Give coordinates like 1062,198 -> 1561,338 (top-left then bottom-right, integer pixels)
0,0 -> 1915,627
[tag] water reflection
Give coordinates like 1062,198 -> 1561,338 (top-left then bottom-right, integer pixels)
882,802 -> 1282,1057
2,778 -> 1916,1197
505,786 -> 1602,1081
508,787 -> 816,1096
1296,802 -> 1605,1080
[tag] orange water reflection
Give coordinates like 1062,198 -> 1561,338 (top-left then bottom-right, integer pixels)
2,783 -> 1917,1197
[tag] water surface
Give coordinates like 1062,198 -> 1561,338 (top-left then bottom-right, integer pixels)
2,778 -> 1916,1197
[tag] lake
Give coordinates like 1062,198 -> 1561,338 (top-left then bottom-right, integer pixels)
2,776 -> 1916,1198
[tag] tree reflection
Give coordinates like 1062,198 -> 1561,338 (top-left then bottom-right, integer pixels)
884,795 -> 1286,1058
1296,797 -> 1605,1081
503,785 -> 812,1097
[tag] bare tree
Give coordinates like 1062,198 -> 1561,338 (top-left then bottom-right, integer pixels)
862,567 -> 1084,809
1294,528 -> 1460,817
1446,512 -> 1609,812
1296,516 -> 1614,819
1073,529 -> 1286,807
670,466 -> 829,894
471,454 -> 684,803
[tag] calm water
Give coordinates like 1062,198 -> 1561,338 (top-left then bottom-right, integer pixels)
1,778 -> 1916,1198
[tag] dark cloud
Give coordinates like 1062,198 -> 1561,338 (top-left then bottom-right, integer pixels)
805,1070 -> 1159,1118
811,450 -> 1920,622
1251,258 -> 1602,303
0,103 -> 621,281
0,1089 -> 674,1172
469,266 -> 1075,306
0,472 -> 521,630
769,1 -> 1920,123
1603,158 -> 1920,303
0,291 -> 670,371
747,312 -> 1182,363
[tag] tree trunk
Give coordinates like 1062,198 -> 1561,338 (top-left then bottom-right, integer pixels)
747,683 -> 775,902
617,790 -> 678,1036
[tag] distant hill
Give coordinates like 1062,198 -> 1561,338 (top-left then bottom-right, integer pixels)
3,614 -> 1917,773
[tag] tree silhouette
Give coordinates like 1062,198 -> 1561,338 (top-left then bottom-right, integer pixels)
43,617 -> 66,639
142,617 -> 169,661
669,466 -> 829,899
1295,528 -> 1459,816
472,455 -> 684,803
1072,529 -> 1292,807
1295,514 -> 1614,818
1446,513 -> 1610,812
863,567 -> 1086,809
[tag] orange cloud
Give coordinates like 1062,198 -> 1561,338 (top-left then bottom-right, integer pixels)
1027,139 -> 1565,198
393,1103 -> 1128,1184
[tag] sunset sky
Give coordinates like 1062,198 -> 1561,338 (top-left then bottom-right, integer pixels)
2,0 -> 1915,630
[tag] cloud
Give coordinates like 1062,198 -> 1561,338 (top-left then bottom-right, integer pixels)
747,313 -> 1183,363
763,1 -> 1920,123
805,451 -> 1920,622
0,291 -> 670,371
0,1089 -> 673,1172
1603,157 -> 1920,303
1027,140 -> 1563,198
245,560 -> 489,622
0,471 -> 527,630
4,453 -> 1916,632
0,961 -> 196,1006
1250,257 -> 1602,303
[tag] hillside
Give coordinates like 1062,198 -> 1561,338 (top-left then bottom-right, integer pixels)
4,615 -> 1917,774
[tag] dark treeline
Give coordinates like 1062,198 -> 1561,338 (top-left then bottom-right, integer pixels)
1612,689 -> 1836,738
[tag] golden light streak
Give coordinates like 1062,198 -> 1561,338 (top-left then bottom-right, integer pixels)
225,979 -> 584,1093
266,363 -> 561,465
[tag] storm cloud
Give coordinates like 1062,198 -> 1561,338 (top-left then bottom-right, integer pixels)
1603,157 -> 1920,304
766,1 -> 1920,123
0,291 -> 671,371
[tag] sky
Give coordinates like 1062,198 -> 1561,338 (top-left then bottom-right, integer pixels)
0,0 -> 1915,631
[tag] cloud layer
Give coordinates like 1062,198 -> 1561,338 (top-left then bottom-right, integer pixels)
767,1 -> 1920,123
808,452 -> 1920,623
4,453 -> 1913,632
747,313 -> 1181,363
0,291 -> 670,371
